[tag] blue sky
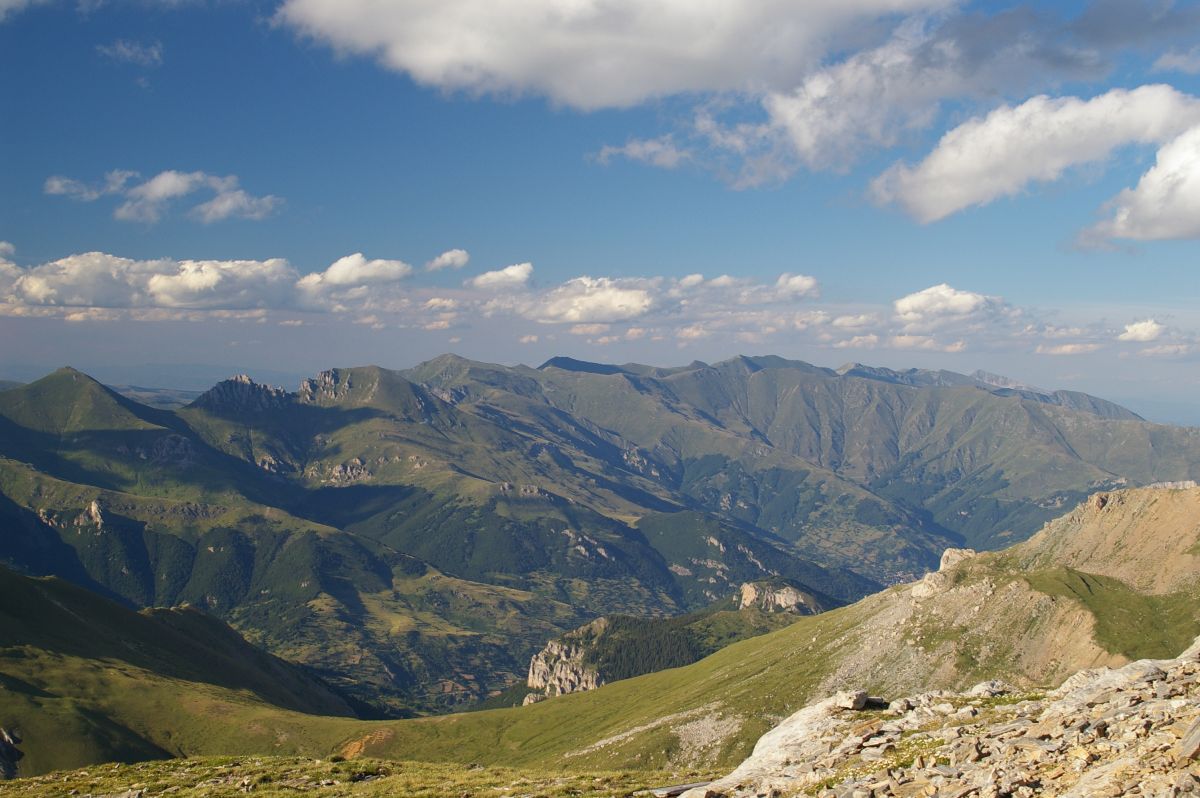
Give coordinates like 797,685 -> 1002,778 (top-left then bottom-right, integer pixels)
2,0 -> 1200,421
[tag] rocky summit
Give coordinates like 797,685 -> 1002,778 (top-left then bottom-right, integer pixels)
687,637 -> 1200,798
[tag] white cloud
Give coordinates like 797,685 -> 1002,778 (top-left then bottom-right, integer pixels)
894,283 -> 991,322
597,136 -> 689,169
569,323 -> 609,336
1118,319 -> 1165,342
0,0 -> 48,23
1154,47 -> 1200,75
45,169 -> 282,224
890,334 -> 966,352
0,249 -> 430,316
97,39 -> 163,68
6,252 -> 297,310
45,170 -> 137,202
470,262 -> 533,289
757,19 -> 959,174
531,276 -> 655,324
1140,343 -> 1195,357
773,273 -> 819,299
426,248 -> 470,272
1085,125 -> 1200,242
0,241 -> 14,259
834,334 -> 880,349
191,189 -> 283,223
518,334 -> 539,344
1036,342 -> 1102,356
300,253 -> 413,288
872,85 -> 1200,222
275,0 -> 952,111
832,313 -> 877,329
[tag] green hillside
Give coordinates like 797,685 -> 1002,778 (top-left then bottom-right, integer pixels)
5,487 -> 1199,779
0,565 -> 364,776
3,357 -> 1199,722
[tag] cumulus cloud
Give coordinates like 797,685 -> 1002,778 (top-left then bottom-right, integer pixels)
596,136 -> 689,169
97,39 -> 163,67
299,253 -> 412,290
773,273 -> 819,299
0,249 -> 428,317
45,169 -> 282,224
894,283 -> 992,322
275,0 -> 954,111
271,0 -> 1200,203
469,262 -> 533,289
1085,125 -> 1200,242
531,277 -> 655,324
425,248 -> 470,272
1118,319 -> 1165,342
872,86 -> 1200,222
6,252 -> 297,310
2,245 -> 1194,364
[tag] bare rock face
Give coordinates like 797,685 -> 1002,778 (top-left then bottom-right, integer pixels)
684,634 -> 1200,798
737,582 -> 819,614
77,499 -> 104,528
299,369 -> 358,404
190,374 -> 291,413
524,619 -> 607,703
526,637 -> 605,701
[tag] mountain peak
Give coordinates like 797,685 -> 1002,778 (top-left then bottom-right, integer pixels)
188,374 -> 292,414
537,356 -> 626,375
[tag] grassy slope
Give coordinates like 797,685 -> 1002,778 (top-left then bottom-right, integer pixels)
0,566 -> 366,776
5,488 -> 1200,777
4,757 -> 699,797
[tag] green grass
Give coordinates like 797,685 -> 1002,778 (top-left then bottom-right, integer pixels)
3,756 -> 702,798
1024,567 -> 1200,660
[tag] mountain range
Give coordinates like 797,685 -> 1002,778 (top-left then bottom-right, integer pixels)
1,355 -> 1199,720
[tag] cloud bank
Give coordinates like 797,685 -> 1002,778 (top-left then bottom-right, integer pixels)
2,243 -> 1193,361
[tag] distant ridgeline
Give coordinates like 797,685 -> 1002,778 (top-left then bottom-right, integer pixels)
0,355 -> 1197,718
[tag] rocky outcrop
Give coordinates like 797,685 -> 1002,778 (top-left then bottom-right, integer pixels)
75,499 -> 104,528
0,728 -> 23,780
910,547 -> 976,599
686,634 -> 1200,798
524,620 -> 606,704
736,581 -> 821,614
189,374 -> 291,413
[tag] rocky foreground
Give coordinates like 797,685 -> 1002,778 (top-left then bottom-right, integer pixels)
685,637 -> 1200,798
